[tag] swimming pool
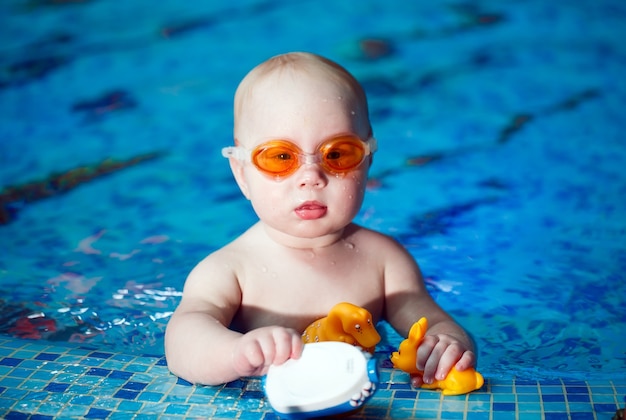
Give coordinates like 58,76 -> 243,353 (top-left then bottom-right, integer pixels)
1,0 -> 625,418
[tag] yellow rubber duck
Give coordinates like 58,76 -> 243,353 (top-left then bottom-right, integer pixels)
390,317 -> 484,395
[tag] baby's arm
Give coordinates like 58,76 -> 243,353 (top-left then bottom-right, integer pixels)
381,236 -> 476,387
165,254 -> 303,385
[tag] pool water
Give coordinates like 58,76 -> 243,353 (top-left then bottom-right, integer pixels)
1,0 -> 625,388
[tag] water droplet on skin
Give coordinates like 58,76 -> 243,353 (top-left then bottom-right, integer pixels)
345,242 -> 355,250
261,266 -> 268,273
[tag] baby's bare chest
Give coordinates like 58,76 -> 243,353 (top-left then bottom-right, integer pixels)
234,252 -> 384,331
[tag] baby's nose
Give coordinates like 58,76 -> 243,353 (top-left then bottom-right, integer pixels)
297,164 -> 327,189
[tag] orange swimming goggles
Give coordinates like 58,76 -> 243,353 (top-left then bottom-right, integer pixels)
222,135 -> 377,178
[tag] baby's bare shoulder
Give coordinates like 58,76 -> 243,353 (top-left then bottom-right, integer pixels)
350,224 -> 405,250
349,225 -> 417,270
196,223 -> 262,266
182,226 -> 260,290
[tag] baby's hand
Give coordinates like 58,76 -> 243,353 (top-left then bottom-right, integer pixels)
232,326 -> 303,378
411,333 -> 475,388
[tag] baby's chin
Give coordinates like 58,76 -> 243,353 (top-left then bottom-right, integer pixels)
265,224 -> 348,248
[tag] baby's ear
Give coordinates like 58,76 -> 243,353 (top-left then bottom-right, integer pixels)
228,146 -> 251,200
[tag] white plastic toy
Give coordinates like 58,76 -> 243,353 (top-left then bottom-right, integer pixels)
264,341 -> 378,419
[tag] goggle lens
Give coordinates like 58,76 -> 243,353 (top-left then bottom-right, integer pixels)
320,138 -> 366,172
252,140 -> 301,177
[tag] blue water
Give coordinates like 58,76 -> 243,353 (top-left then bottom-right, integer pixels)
1,0 -> 625,380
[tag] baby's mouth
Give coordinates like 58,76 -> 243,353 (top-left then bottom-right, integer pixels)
294,201 -> 327,220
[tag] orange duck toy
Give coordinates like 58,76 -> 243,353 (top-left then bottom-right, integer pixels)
391,317 -> 484,395
302,302 -> 381,353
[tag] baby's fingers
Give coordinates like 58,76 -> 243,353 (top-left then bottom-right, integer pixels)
430,345 -> 476,382
233,327 -> 301,377
410,373 -> 425,388
270,328 -> 303,366
433,343 -> 465,380
454,350 -> 476,371
417,335 -> 441,383
233,339 -> 266,376
416,335 -> 437,371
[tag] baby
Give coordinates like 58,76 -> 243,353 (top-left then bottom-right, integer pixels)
165,52 -> 476,387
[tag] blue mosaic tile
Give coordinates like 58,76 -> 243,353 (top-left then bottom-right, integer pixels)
516,394 -> 541,403
85,407 -> 112,419
442,399 -> 466,412
4,412 -> 27,420
113,389 -> 140,400
492,412 -> 516,420
34,353 -> 59,361
543,393 -> 566,402
395,389 -> 418,399
0,358 -> 22,367
163,392 -> 188,403
391,397 -> 415,410
43,382 -> 70,392
137,391 -> 164,402
568,393 -> 591,403
441,411 -> 464,419
516,385 -> 539,394
566,385 -> 589,394
569,412 -> 596,420
569,402 -> 594,412
417,389 -> 441,399
224,378 -> 247,388
493,402 -> 517,411
544,402 -> 568,412
89,351 -> 114,359
71,394 -> 96,405
242,390 -> 265,399
164,403 -> 189,415
467,412 -> 492,420
389,382 -> 412,390
87,367 -> 111,377
544,413 -> 570,420
518,402 -> 542,412
417,399 -> 441,410
123,381 -> 148,391
415,409 -> 440,419
176,377 -> 192,386
594,403 -> 619,412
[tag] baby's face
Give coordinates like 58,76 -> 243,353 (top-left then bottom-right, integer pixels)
233,72 -> 371,246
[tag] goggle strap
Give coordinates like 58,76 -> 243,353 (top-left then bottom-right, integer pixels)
221,146 -> 250,162
367,137 -> 378,154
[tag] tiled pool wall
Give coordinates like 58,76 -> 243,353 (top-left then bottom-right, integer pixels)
1,336 -> 624,419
